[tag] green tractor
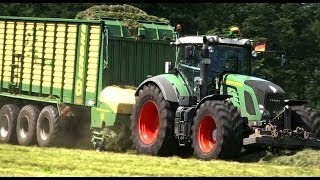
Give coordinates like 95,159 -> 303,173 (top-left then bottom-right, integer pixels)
131,28 -> 320,160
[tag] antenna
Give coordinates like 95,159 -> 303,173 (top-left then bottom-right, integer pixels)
196,22 -> 200,36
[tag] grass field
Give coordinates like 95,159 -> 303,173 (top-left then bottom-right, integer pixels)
0,143 -> 319,177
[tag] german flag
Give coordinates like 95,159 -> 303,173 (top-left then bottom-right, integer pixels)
255,43 -> 266,52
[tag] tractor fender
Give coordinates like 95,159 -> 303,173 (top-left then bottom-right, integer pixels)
135,76 -> 179,103
195,94 -> 232,112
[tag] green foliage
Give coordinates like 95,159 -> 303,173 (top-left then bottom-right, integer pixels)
0,3 -> 95,18
239,4 -> 320,109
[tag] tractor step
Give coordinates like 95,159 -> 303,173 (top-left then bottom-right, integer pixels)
91,129 -> 105,151
174,106 -> 195,146
243,135 -> 320,148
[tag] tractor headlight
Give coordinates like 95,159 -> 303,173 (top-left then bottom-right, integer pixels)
263,110 -> 270,116
259,104 -> 264,113
259,104 -> 270,117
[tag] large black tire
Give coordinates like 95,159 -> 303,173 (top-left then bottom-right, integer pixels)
0,104 -> 20,144
290,105 -> 320,138
36,105 -> 60,147
225,101 -> 244,156
16,105 -> 40,146
192,100 -> 243,160
131,83 -> 177,156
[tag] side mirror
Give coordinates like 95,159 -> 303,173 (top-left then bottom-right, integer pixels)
252,51 -> 257,60
165,62 -> 172,73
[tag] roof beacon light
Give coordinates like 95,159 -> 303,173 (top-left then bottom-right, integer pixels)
230,26 -> 241,38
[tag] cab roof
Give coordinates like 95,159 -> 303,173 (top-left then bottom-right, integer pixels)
172,35 -> 251,46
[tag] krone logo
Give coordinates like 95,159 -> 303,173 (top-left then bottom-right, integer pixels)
75,25 -> 86,99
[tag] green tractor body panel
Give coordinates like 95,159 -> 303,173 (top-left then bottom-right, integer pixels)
221,73 -> 285,122
221,74 -> 267,121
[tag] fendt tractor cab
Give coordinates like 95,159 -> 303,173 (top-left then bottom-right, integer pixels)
131,26 -> 320,160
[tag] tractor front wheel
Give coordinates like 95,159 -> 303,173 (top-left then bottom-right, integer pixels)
192,100 -> 243,160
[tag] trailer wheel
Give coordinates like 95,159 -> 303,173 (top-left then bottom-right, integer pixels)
0,104 -> 20,144
291,105 -> 320,138
131,83 -> 177,156
16,105 -> 40,146
192,100 -> 243,160
36,105 -> 60,147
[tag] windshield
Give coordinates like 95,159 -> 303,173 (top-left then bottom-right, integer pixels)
208,45 -> 251,77
177,44 -> 251,96
178,44 -> 251,75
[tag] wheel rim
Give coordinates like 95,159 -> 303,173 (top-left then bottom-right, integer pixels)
198,115 -> 217,153
138,100 -> 159,145
40,117 -> 50,141
0,115 -> 9,138
19,117 -> 29,139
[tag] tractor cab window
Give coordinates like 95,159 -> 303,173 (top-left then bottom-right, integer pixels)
223,49 -> 238,72
208,45 -> 251,77
179,45 -> 201,67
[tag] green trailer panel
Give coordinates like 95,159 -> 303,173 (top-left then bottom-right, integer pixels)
0,17 -> 102,106
0,16 -> 176,107
137,20 -> 176,40
105,38 -> 176,87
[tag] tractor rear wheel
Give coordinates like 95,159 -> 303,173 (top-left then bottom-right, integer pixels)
291,105 -> 320,138
0,104 -> 20,144
131,83 -> 177,156
16,105 -> 40,146
192,100 -> 243,160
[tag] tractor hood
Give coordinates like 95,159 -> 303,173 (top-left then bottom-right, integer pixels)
222,73 -> 285,119
222,74 -> 284,95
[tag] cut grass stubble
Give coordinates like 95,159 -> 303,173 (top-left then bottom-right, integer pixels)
0,144 -> 319,177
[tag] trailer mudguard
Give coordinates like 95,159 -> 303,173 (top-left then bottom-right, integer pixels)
135,74 -> 190,103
